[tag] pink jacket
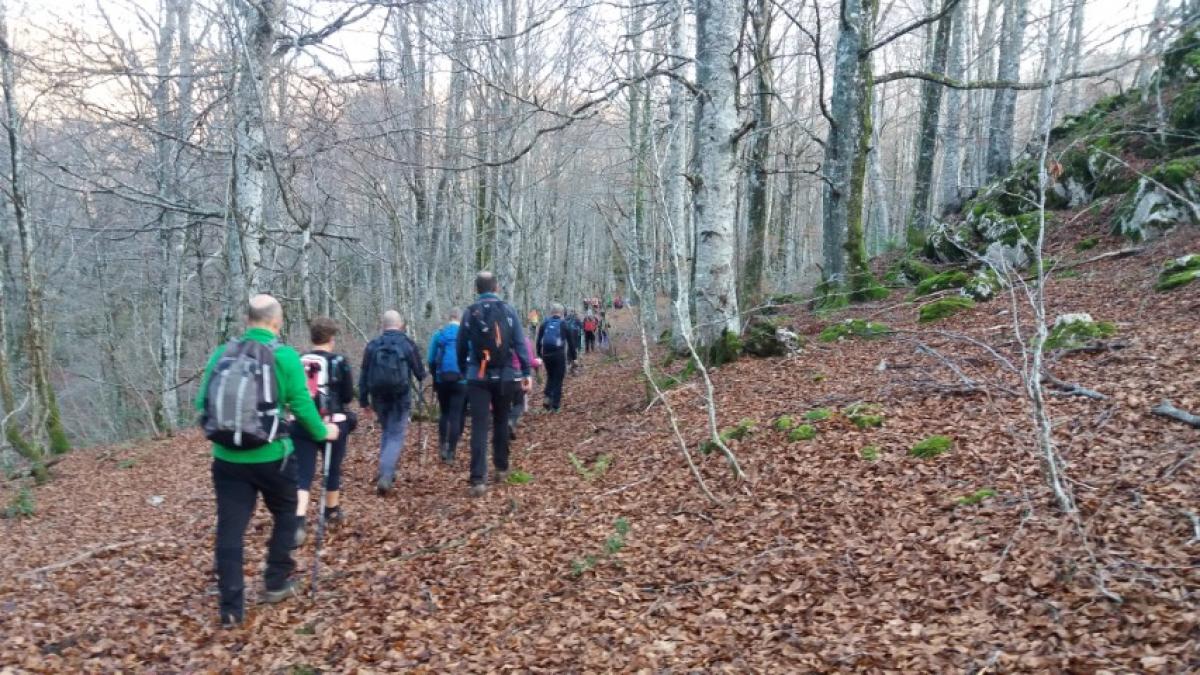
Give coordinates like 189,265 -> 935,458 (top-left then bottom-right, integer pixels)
511,336 -> 542,372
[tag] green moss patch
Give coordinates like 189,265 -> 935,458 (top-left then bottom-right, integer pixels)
914,269 -> 970,296
701,419 -> 757,455
803,408 -> 833,422
918,297 -> 975,323
955,488 -> 997,506
860,446 -> 881,461
910,435 -> 952,459
743,318 -> 791,358
818,318 -> 892,342
844,402 -> 885,429
1074,236 -> 1100,252
788,424 -> 817,442
1156,253 -> 1200,291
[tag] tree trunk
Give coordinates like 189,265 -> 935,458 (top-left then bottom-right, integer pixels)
985,0 -> 1029,180
0,1 -> 69,454
741,0 -> 773,307
937,0 -> 968,215
231,0 -> 278,297
692,0 -> 741,351
1035,0 -> 1066,132
906,0 -> 954,240
664,0 -> 693,350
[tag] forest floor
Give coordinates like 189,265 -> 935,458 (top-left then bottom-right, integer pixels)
2,224 -> 1199,673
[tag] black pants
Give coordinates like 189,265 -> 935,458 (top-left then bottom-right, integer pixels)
543,351 -> 567,411
467,379 -> 514,485
294,420 -> 350,491
435,380 -> 468,456
584,330 -> 596,352
212,456 -> 298,620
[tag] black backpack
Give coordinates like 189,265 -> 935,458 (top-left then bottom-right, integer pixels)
465,298 -> 512,379
366,337 -> 410,399
202,339 -> 283,449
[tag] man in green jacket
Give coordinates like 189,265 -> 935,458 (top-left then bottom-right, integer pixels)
197,294 -> 339,628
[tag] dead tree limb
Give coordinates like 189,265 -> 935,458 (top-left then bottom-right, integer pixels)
19,537 -> 155,579
1152,400 -> 1200,428
1042,371 -> 1107,400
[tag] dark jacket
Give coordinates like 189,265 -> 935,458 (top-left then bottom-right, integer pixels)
456,293 -> 531,382
359,330 -> 426,409
536,314 -> 578,361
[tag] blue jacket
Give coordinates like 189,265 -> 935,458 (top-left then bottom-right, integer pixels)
427,322 -> 464,385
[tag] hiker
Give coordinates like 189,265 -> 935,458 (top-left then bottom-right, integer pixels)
582,312 -> 599,353
456,271 -> 532,496
527,308 -> 541,336
360,310 -> 426,495
198,294 -> 340,628
598,311 -> 609,348
508,328 -> 543,439
427,309 -> 468,463
565,311 -> 583,372
293,317 -> 355,548
537,303 -> 576,412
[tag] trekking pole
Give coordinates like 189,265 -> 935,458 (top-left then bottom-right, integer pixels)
310,413 -> 336,598
417,385 -> 428,467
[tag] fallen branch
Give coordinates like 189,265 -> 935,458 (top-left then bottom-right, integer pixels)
1059,247 -> 1145,270
1042,371 -> 1107,400
1152,400 -> 1200,428
20,537 -> 155,579
1183,511 -> 1200,545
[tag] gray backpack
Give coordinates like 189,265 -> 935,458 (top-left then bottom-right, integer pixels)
202,339 -> 283,449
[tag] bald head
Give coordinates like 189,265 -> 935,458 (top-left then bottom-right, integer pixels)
247,294 -> 283,332
475,271 -> 497,295
381,310 -> 404,330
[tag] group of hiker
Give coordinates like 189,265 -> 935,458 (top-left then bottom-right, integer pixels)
198,273 -> 612,627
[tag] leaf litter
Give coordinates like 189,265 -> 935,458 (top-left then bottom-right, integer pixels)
1,226 -> 1199,672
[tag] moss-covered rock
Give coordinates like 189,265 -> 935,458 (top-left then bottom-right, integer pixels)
918,296 -> 975,323
1115,166 -> 1200,241
961,268 -> 1006,301
1156,253 -> 1200,291
1044,313 -> 1116,349
1163,27 -> 1200,82
885,257 -> 938,287
818,318 -> 892,342
742,318 -> 791,358
914,269 -> 970,296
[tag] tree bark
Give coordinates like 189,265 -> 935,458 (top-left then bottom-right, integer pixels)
741,0 -> 773,307
906,0 -> 954,240
937,0 -> 968,215
664,0 -> 693,351
0,1 -> 69,454
985,0 -> 1029,180
692,0 -> 741,350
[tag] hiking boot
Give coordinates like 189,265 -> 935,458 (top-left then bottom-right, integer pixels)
262,580 -> 297,604
220,612 -> 243,629
325,507 -> 343,526
493,470 -> 509,484
439,441 -> 451,463
508,423 -> 517,441
292,517 -> 307,549
376,474 -> 394,496
468,483 -> 487,498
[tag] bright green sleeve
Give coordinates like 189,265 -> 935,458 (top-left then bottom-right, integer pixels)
194,344 -> 226,414
275,345 -> 328,441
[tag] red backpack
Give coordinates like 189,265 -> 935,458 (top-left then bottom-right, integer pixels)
583,317 -> 598,332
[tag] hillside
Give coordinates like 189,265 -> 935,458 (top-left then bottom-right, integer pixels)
2,212 -> 1198,671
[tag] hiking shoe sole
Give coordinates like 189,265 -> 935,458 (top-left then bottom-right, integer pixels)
262,581 -> 297,604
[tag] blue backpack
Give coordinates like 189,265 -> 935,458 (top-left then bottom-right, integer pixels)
541,317 -> 565,353
433,324 -> 462,383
